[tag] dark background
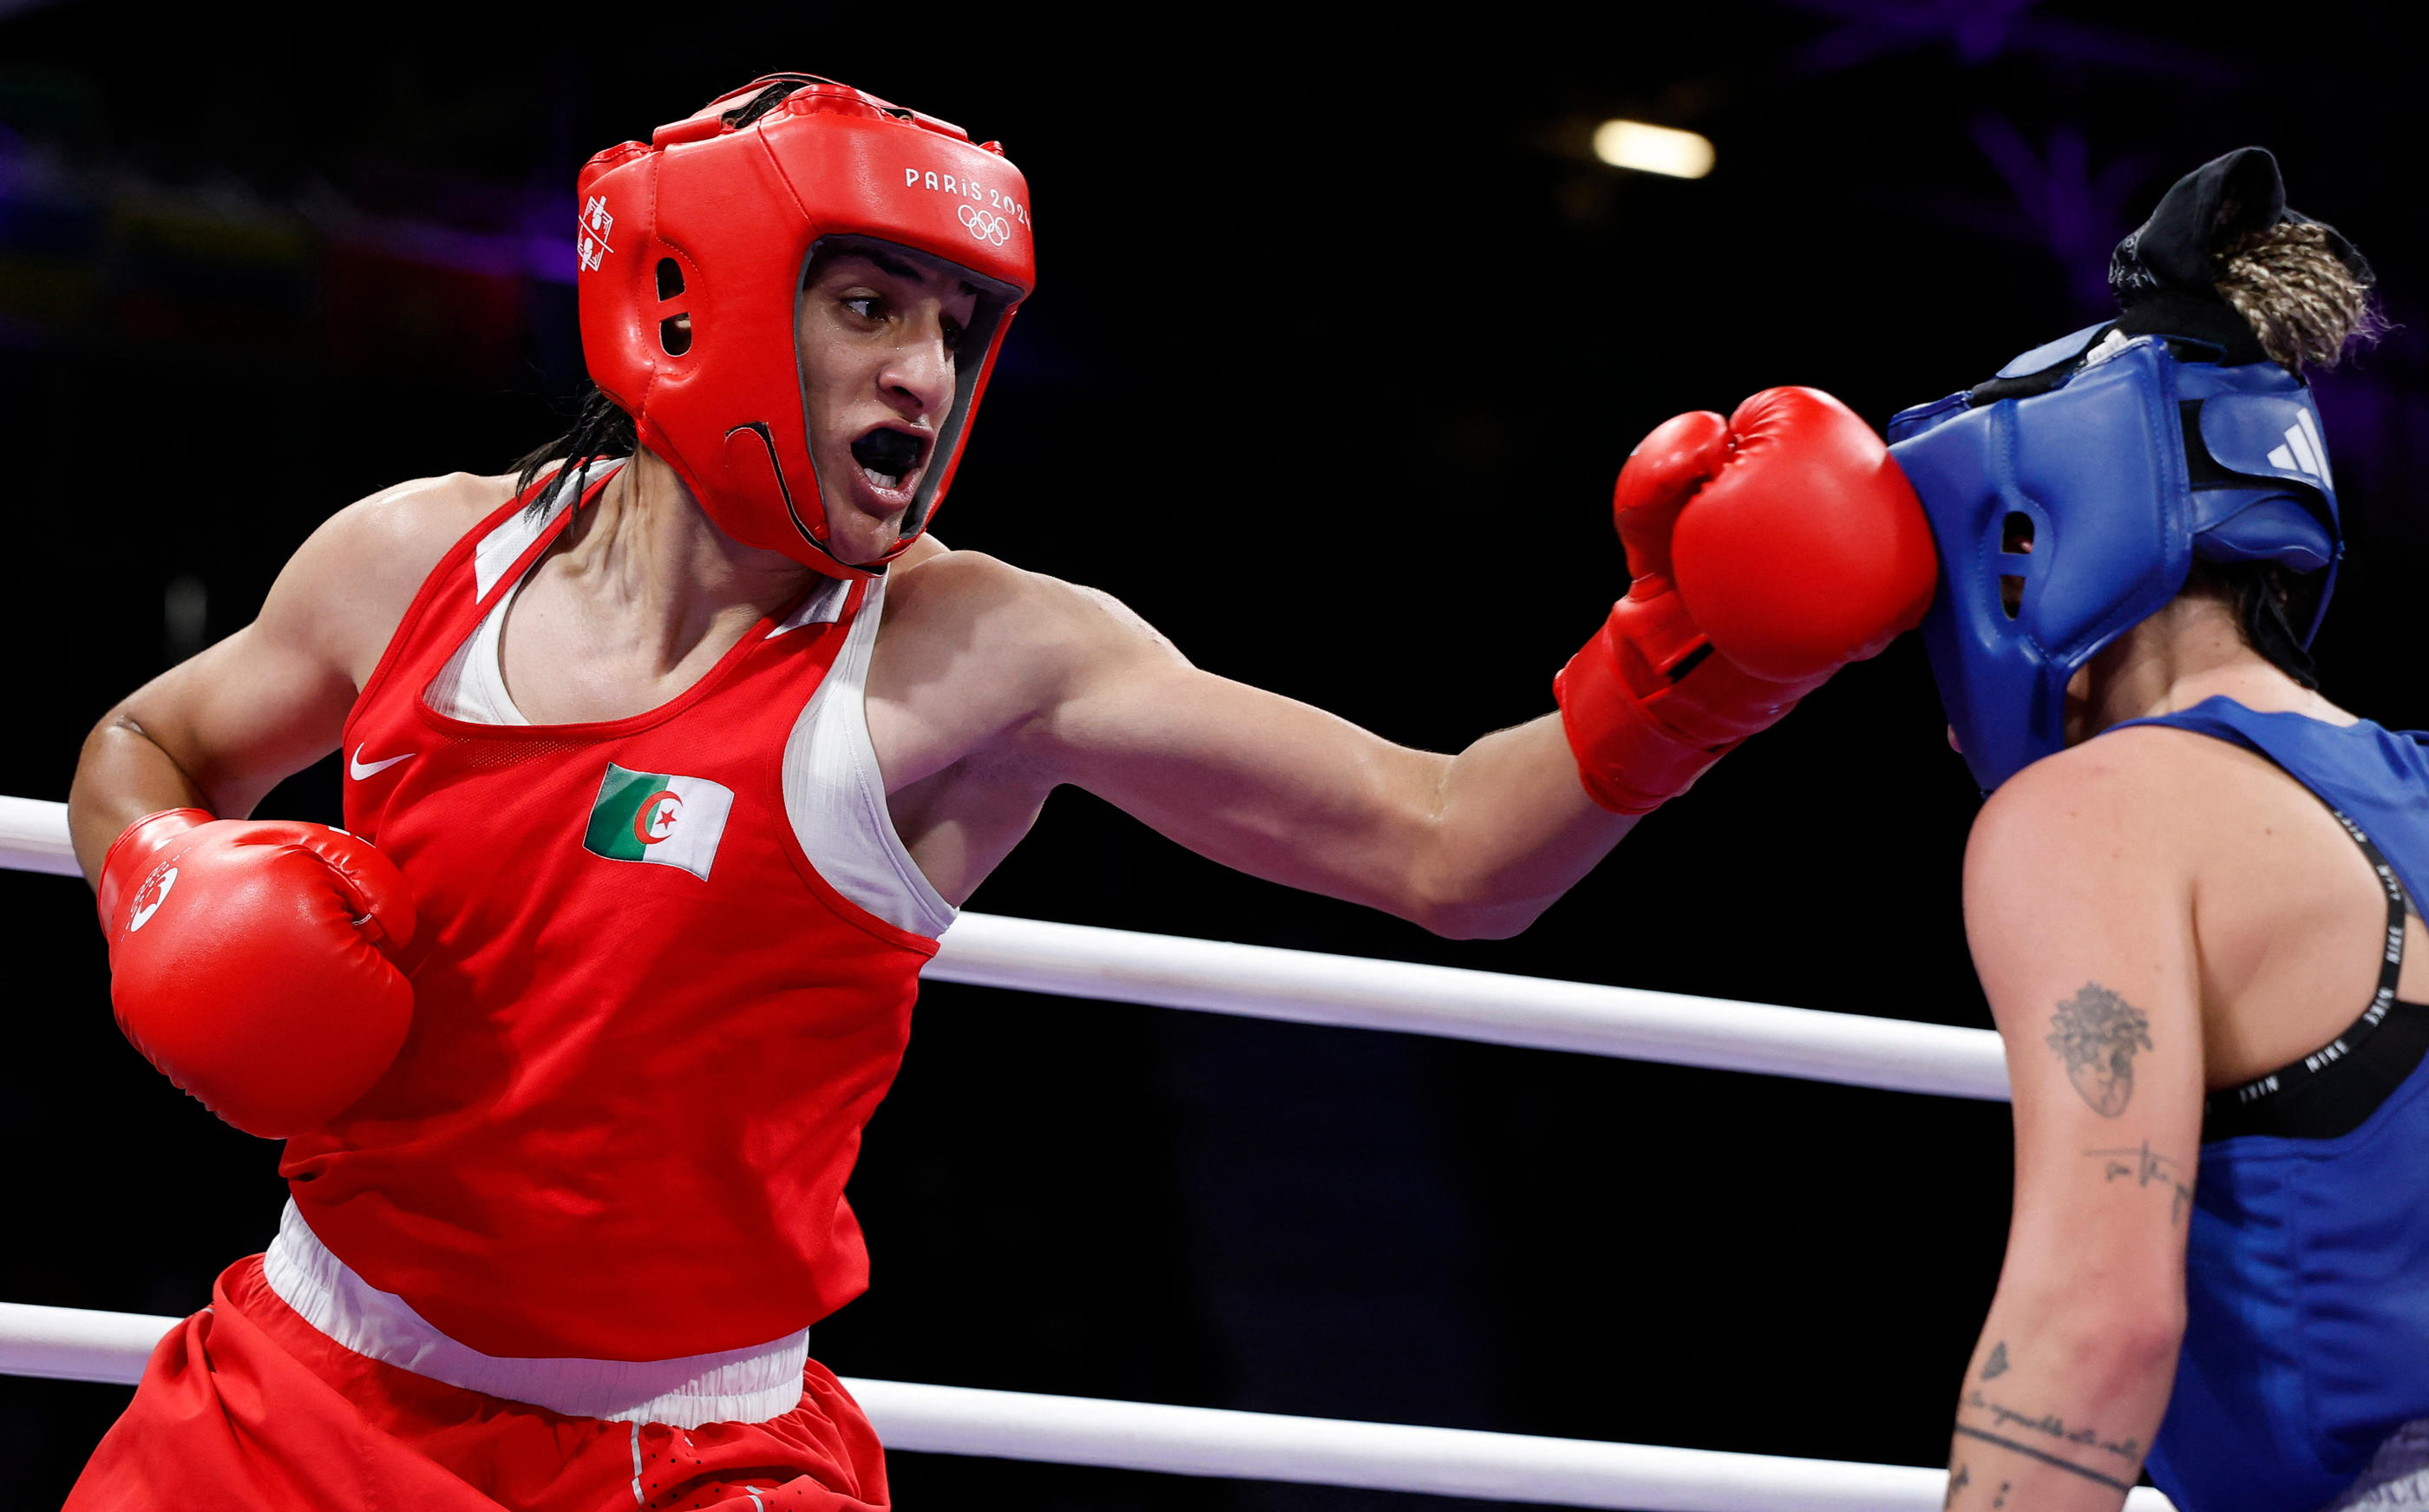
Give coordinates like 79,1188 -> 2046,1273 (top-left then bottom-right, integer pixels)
4,2 -> 2426,1507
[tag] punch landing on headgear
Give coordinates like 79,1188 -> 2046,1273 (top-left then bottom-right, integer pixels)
576,75 -> 1039,579
1886,147 -> 2360,795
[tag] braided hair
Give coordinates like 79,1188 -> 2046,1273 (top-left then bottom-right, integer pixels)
2216,220 -> 2387,375
2194,214 -> 2384,688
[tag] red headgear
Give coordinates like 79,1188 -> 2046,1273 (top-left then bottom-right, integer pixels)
577,75 -> 1037,578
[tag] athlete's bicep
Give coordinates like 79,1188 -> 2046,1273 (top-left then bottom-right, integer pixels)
107,475 -> 487,818
1027,595 -> 1442,908
1057,661 -> 1443,902
1967,751 -> 2206,1304
1942,750 -> 2205,1501
111,625 -> 354,819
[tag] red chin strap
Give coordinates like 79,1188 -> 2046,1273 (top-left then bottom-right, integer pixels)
577,75 -> 1038,578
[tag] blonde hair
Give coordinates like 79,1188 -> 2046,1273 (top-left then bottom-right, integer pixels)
2216,220 -> 2386,373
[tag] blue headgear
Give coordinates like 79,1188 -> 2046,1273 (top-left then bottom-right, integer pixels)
1888,325 -> 2340,794
1886,146 -> 2359,795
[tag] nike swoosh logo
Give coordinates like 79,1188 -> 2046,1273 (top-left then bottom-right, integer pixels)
350,746 -> 415,781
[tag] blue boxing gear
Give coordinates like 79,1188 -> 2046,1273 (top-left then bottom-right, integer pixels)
2111,700 -> 2429,1512
1886,325 -> 2340,793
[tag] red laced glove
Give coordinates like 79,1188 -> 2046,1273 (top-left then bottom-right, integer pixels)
1555,387 -> 1936,815
97,809 -> 417,1137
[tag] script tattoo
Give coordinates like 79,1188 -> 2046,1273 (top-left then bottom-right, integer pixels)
1945,1464 -> 1970,1509
1981,1341 -> 2009,1380
2087,1140 -> 2196,1225
2046,984 -> 2153,1116
1961,1391 -> 2143,1465
1951,1424 -> 2135,1492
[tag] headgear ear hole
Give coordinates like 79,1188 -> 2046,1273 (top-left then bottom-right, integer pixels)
656,259 -> 685,301
2000,575 -> 2026,619
2002,512 -> 2036,555
658,315 -> 693,357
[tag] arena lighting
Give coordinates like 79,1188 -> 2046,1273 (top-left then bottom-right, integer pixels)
1591,120 -> 1715,180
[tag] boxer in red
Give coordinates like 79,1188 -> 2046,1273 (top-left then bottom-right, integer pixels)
63,75 -> 1934,1510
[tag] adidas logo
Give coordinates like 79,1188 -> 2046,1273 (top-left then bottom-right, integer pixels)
2266,409 -> 2333,488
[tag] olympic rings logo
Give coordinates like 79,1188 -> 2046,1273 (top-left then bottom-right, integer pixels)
959,204 -> 1013,245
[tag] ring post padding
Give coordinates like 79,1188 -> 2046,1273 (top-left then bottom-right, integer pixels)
0,1300 -> 2171,1510
0,795 -> 81,876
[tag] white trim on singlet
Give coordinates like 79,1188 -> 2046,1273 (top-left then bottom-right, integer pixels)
431,475 -> 850,726
473,460 -> 612,602
425,566 -> 533,724
782,573 -> 957,939
262,1201 -> 809,1428
770,574 -> 852,636
433,460 -> 625,722
429,531 -> 947,936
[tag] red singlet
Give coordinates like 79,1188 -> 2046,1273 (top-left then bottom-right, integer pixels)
282,472 -> 936,1361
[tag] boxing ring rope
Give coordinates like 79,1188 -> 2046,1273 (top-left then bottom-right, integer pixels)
0,1301 -> 2168,1511
0,797 -> 78,877
4,795 -> 2133,1509
0,797 -> 2010,1099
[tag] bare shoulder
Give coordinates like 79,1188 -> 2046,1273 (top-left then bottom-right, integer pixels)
292,470 -> 510,581
865,547 -> 1189,784
1964,726 -> 2230,939
265,469 -> 517,679
1969,728 -> 2223,872
881,546 -> 1183,684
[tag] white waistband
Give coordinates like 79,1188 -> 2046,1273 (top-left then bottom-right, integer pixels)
261,1201 -> 807,1428
2326,1418 -> 2429,1510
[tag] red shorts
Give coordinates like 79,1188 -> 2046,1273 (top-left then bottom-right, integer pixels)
65,1256 -> 888,1512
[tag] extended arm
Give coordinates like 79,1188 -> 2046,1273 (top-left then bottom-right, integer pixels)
1036,612 -> 1625,939
1006,389 -> 1931,938
1943,749 -> 2205,1509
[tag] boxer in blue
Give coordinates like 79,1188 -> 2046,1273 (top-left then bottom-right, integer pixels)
1889,150 -> 2419,1512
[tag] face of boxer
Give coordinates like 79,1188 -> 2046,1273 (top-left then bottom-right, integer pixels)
796,240 -> 985,566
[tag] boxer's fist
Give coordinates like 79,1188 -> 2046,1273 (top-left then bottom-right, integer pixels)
1670,387 -> 1935,680
96,810 -> 416,1138
1555,388 -> 1935,814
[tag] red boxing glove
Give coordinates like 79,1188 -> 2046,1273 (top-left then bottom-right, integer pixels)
1555,387 -> 1936,814
95,809 -> 417,1138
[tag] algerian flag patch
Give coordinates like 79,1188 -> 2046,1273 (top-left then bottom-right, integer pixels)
583,763 -> 735,880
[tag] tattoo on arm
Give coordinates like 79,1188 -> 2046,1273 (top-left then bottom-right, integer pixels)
1961,1391 -> 2143,1464
2046,983 -> 2154,1116
1981,1341 -> 2008,1379
1946,1463 -> 2016,1511
1954,1386 -> 2144,1496
2085,1139 -> 2196,1225
1951,1425 -> 2135,1492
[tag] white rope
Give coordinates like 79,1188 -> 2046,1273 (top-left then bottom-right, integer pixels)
0,1302 -> 2170,1510
926,912 -> 2007,1099
0,1301 -> 181,1384
0,797 -> 2010,1100
0,795 -> 79,876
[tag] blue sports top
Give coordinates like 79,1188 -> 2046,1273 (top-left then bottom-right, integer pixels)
2118,698 -> 2429,1512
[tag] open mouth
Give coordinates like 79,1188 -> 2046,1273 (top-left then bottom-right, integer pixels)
848,426 -> 932,496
